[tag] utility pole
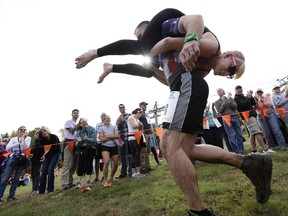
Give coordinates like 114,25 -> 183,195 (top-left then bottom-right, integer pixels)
277,75 -> 288,89
148,101 -> 165,127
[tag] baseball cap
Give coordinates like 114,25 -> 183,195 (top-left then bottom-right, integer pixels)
235,85 -> 242,90
272,85 -> 280,90
139,102 -> 148,106
256,88 -> 264,93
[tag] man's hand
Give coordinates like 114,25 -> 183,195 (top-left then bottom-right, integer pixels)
227,92 -> 232,99
179,41 -> 200,71
247,90 -> 253,98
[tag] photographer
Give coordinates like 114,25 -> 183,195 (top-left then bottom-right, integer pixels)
0,126 -> 32,203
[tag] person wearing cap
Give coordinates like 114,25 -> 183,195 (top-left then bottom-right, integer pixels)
214,88 -> 244,154
271,85 -> 288,127
139,102 -> 153,174
255,89 -> 287,151
234,86 -> 275,154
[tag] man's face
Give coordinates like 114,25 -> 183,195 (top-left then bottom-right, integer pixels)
118,105 -> 125,113
100,113 -> 106,122
217,88 -> 225,97
273,87 -> 280,93
134,23 -> 148,40
140,104 -> 147,111
72,111 -> 79,119
235,87 -> 243,94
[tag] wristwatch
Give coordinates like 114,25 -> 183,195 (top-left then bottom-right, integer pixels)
184,34 -> 199,43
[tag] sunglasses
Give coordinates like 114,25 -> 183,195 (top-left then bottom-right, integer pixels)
227,55 -> 237,79
19,128 -> 27,132
119,106 -> 125,109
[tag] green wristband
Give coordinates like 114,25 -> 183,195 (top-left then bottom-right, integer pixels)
184,34 -> 199,43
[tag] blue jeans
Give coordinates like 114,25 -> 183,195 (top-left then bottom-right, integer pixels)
0,156 -> 25,199
118,137 -> 132,176
257,112 -> 286,148
38,153 -> 60,194
223,116 -> 244,154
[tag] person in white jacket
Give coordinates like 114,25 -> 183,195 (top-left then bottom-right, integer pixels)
0,126 -> 32,203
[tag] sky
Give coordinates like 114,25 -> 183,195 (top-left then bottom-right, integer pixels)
0,0 -> 287,137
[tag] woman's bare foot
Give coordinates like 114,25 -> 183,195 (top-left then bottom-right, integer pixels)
75,49 -> 98,69
98,63 -> 113,84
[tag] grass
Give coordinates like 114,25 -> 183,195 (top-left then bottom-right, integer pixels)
0,141 -> 287,216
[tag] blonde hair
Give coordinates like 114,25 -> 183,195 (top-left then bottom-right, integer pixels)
37,126 -> 51,139
231,50 -> 245,79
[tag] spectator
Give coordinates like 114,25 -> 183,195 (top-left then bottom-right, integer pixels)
18,173 -> 30,187
127,108 -> 144,179
0,126 -> 32,203
214,88 -> 244,154
38,127 -> 61,194
150,134 -> 160,165
75,118 -> 97,189
271,85 -> 288,127
255,88 -> 287,151
116,104 -> 132,178
203,103 -> 224,149
234,86 -> 275,154
61,109 -> 79,191
0,139 -> 9,184
139,102 -> 153,174
99,115 -> 120,188
94,113 -> 106,183
29,130 -> 44,195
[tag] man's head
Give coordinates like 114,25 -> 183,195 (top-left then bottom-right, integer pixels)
256,88 -> 264,97
118,104 -> 126,114
216,88 -> 225,97
272,85 -> 281,93
72,109 -> 79,120
214,51 -> 245,79
104,115 -> 111,125
134,21 -> 150,40
139,102 -> 148,111
235,85 -> 243,95
100,113 -> 106,122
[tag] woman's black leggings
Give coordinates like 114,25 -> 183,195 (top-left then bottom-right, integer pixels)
97,8 -> 185,56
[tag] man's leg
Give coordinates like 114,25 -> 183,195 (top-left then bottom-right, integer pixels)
118,142 -> 127,177
61,146 -> 75,190
144,134 -> 152,170
223,121 -> 238,153
179,131 -> 272,204
161,129 -> 206,211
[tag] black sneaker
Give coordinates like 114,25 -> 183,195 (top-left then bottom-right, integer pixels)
187,209 -> 215,216
93,178 -> 99,183
240,154 -> 273,204
7,196 -> 18,202
115,175 -> 127,179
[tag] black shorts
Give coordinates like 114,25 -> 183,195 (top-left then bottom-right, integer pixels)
163,70 -> 208,134
101,145 -> 119,156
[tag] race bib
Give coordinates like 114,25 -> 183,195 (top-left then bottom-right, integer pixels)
162,91 -> 180,123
